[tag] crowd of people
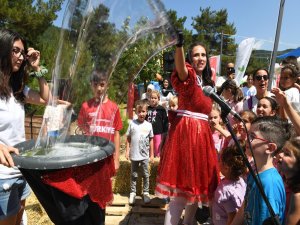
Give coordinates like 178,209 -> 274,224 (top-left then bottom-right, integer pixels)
129,34 -> 300,225
1,27 -> 300,225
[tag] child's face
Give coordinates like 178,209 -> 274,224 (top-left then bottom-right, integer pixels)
221,88 -> 232,100
136,106 -> 147,122
91,80 -> 107,100
256,99 -> 276,117
208,109 -> 221,126
247,128 -> 270,159
150,93 -> 159,107
247,76 -> 254,86
163,80 -> 169,89
280,69 -> 297,90
277,147 -> 298,179
236,114 -> 251,135
169,101 -> 178,110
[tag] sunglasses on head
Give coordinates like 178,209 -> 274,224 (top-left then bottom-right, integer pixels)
254,75 -> 269,81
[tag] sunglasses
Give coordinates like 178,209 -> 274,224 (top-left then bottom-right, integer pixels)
254,75 -> 269,81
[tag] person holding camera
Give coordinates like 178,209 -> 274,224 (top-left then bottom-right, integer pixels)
216,62 -> 236,91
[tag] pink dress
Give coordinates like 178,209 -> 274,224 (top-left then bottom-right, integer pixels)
155,64 -> 220,204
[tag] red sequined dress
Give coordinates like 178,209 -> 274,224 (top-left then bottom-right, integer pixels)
155,63 -> 220,204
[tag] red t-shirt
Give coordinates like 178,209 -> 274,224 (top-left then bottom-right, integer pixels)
77,98 -> 123,141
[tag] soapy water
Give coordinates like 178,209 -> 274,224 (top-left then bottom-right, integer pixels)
21,142 -> 100,157
21,0 -> 176,161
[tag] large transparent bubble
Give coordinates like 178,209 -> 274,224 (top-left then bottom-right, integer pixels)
13,0 -> 176,169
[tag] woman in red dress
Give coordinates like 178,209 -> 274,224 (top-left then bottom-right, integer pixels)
155,38 -> 220,224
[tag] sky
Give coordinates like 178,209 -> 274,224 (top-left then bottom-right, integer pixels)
53,0 -> 300,51
162,0 -> 300,51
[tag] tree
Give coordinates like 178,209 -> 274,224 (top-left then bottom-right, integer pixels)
0,0 -> 63,45
192,7 -> 237,56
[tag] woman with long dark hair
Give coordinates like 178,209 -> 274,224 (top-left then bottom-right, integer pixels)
155,35 -> 219,225
0,29 -> 49,224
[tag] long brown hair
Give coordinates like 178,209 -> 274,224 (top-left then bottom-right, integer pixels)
0,29 -> 28,102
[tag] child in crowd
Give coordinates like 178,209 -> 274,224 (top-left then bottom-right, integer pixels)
256,96 -> 278,117
272,86 -> 300,136
208,104 -> 230,154
219,80 -> 244,124
146,90 -> 168,158
141,84 -> 155,102
225,110 -> 257,149
125,100 -> 154,204
212,145 -> 247,225
231,116 -> 291,225
277,137 -> 300,225
169,95 -> 178,111
279,64 -> 300,118
78,70 -> 122,170
242,74 -> 256,98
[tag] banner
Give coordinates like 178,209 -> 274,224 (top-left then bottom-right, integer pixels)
234,38 -> 256,85
209,55 -> 220,83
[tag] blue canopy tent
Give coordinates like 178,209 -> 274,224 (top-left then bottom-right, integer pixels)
277,47 -> 300,59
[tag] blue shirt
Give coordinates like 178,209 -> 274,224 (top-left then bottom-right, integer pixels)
244,168 -> 286,225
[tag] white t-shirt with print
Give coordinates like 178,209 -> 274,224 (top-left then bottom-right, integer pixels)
126,119 -> 153,161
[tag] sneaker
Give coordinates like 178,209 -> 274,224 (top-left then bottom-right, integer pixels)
129,192 -> 136,204
143,192 -> 151,204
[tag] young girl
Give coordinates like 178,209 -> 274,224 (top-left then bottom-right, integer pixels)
212,145 -> 247,225
225,110 -> 257,148
279,64 -> 300,118
256,96 -> 278,117
208,104 -> 230,154
220,80 -> 244,124
168,96 -> 178,111
241,74 -> 256,98
146,90 -> 168,157
277,137 -> 300,225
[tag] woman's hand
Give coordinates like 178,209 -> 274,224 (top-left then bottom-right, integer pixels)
0,144 -> 19,167
27,47 -> 41,71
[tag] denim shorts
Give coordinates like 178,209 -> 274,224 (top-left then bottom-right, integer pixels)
0,177 -> 31,220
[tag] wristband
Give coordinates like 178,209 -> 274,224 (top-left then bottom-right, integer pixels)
29,66 -> 48,78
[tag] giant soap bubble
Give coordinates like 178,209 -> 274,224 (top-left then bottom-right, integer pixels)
12,0 -> 176,169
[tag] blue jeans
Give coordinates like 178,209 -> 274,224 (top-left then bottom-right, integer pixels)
0,176 -> 31,220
